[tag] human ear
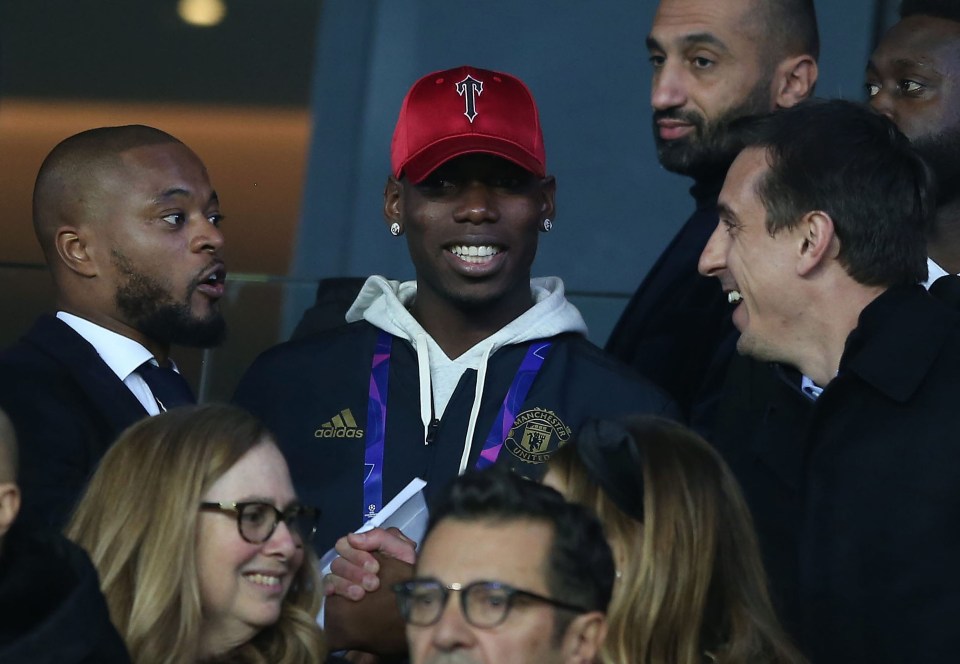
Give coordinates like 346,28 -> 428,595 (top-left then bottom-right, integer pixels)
560,611 -> 607,664
773,55 -> 818,109
0,483 -> 21,540
55,226 -> 98,278
539,175 -> 557,223
796,210 -> 838,277
383,176 -> 403,233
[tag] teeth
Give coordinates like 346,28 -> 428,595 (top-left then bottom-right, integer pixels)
245,573 -> 281,586
728,290 -> 743,304
449,245 -> 500,264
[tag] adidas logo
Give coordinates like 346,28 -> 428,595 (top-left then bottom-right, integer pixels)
315,408 -> 364,439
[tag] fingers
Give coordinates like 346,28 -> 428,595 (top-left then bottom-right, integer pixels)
326,527 -> 419,601
324,571 -> 368,601
349,527 -> 418,564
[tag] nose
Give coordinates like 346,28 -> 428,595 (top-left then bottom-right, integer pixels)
189,215 -> 225,254
453,182 -> 499,225
651,61 -> 687,111
868,88 -> 896,124
264,520 -> 300,557
698,223 -> 728,277
428,592 -> 476,652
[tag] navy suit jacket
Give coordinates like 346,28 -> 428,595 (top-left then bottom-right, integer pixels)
605,177 -> 737,432
0,315 -> 149,528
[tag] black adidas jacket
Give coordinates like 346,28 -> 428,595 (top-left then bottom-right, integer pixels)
233,320 -> 677,552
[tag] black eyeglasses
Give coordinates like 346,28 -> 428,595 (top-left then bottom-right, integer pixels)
393,578 -> 589,629
199,501 -> 320,544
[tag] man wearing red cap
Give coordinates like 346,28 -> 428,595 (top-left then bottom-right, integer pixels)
234,65 -> 674,654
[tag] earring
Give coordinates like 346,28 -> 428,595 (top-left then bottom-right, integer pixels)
540,218 -> 553,233
390,222 -> 403,236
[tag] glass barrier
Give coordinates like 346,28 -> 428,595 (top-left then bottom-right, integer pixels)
0,264 -> 629,402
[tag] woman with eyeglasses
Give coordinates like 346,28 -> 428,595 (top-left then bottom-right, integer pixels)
544,416 -> 807,664
66,404 -> 325,664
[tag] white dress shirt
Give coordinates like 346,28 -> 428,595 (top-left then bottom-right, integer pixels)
56,312 -> 176,415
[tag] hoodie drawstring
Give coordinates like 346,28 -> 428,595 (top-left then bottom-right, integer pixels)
458,345 -> 494,474
416,332 -> 436,445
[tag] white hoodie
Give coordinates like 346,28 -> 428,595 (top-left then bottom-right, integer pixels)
345,276 -> 588,472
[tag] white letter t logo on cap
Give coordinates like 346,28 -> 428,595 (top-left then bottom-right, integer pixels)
456,75 -> 483,123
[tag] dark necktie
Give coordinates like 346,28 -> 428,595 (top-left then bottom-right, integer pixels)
135,361 -> 196,411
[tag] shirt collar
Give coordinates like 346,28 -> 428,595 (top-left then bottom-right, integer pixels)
56,312 -> 155,381
921,256 -> 949,290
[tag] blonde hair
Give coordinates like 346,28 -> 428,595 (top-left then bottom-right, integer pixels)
66,404 -> 325,663
549,416 -> 806,664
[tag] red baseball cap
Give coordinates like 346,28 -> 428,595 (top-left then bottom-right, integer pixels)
391,66 -> 546,184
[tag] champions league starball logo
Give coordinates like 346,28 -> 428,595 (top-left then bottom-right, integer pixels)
505,408 -> 571,464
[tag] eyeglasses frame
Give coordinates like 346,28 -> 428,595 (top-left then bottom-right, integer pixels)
199,501 -> 320,544
393,578 -> 590,628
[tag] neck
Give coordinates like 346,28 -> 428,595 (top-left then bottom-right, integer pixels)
927,200 -> 960,276
410,289 -> 534,359
57,302 -> 171,364
795,284 -> 885,387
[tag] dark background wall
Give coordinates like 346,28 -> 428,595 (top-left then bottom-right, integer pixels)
290,0 -> 884,339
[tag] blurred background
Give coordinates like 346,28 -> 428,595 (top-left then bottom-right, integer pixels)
0,0 -> 900,399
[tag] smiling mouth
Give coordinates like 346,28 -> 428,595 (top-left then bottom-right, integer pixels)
448,244 -> 502,264
727,290 -> 743,304
244,572 -> 282,587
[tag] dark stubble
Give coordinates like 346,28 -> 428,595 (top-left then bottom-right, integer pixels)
112,250 -> 226,348
913,124 -> 960,207
653,73 -> 773,181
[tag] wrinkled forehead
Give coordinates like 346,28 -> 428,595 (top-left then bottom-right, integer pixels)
650,0 -> 761,49
417,518 -> 553,590
719,147 -> 771,210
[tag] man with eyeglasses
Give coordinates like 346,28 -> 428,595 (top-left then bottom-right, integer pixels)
393,468 -> 612,664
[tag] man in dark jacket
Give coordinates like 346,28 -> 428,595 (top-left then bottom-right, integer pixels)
700,99 -> 959,664
0,408 -> 130,664
234,65 -> 675,657
0,125 -> 227,528
605,0 -> 818,430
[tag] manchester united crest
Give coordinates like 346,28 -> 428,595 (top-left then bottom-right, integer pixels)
505,408 -> 571,464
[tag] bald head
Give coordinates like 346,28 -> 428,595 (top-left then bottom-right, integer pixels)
32,125 -> 184,261
749,0 -> 819,62
0,408 -> 17,485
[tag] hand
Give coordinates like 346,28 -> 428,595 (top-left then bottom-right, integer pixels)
325,551 -> 413,655
326,527 -> 417,601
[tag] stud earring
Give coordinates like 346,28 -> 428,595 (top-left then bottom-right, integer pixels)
540,218 -> 553,233
390,222 -> 403,236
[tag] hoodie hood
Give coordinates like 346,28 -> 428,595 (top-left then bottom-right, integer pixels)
345,276 -> 587,469
346,275 -> 587,346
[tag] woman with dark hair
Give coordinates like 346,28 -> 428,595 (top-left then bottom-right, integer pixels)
66,404 -> 326,663
545,415 -> 806,664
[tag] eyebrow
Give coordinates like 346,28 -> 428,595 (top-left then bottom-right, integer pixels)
231,496 -> 300,508
716,202 -> 739,223
152,188 -> 220,207
646,32 -> 729,53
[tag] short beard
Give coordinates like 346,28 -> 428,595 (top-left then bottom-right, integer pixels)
653,75 -> 773,181
112,251 -> 226,348
913,125 -> 960,207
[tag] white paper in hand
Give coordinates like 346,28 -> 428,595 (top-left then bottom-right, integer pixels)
318,477 -> 429,574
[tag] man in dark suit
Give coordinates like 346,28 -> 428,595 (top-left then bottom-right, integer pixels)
0,125 -> 227,528
605,0 -> 819,429
701,99 -> 960,664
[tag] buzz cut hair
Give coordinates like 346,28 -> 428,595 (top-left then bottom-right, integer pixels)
760,0 -> 820,61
